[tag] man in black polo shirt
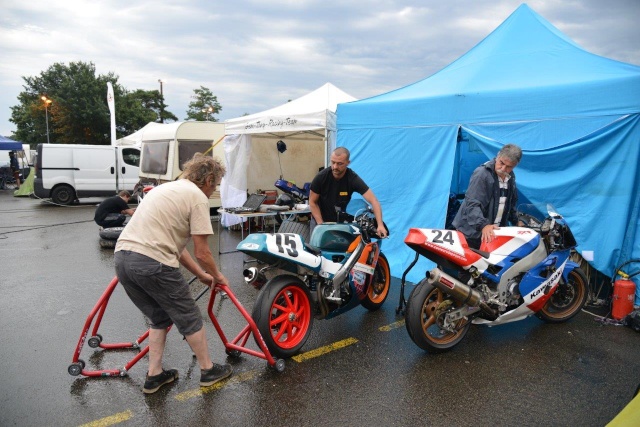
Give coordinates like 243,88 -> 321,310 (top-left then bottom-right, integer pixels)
309,147 -> 386,237
94,190 -> 136,228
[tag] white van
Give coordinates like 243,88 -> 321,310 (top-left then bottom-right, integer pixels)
136,121 -> 225,208
34,143 -> 141,205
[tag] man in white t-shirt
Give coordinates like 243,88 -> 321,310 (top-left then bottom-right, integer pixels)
115,153 -> 232,394
452,144 -> 524,250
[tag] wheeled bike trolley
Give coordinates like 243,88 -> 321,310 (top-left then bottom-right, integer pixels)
68,276 -> 285,377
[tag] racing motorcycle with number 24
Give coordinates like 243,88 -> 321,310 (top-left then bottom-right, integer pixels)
400,204 -> 588,353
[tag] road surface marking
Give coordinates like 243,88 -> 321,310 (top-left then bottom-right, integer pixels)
78,410 -> 132,427
292,337 -> 359,363
379,319 -> 405,331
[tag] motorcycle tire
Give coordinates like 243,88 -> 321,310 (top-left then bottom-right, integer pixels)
536,267 -> 588,323
361,253 -> 391,311
405,278 -> 471,353
99,227 -> 124,240
252,275 -> 314,359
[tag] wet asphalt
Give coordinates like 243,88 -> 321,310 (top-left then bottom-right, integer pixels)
0,189 -> 639,427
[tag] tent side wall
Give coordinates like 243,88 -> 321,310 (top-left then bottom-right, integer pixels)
338,124 -> 459,282
246,135 -> 324,194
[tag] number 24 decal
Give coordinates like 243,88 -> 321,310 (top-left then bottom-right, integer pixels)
431,230 -> 455,245
275,233 -> 299,257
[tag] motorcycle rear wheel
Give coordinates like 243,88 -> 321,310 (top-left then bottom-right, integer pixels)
536,267 -> 588,323
361,253 -> 391,311
252,275 -> 314,359
405,278 -> 471,353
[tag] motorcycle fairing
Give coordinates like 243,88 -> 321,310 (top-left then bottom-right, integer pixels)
237,233 -> 322,272
475,254 -> 571,325
520,254 -> 569,311
404,227 -> 539,272
404,228 -> 481,268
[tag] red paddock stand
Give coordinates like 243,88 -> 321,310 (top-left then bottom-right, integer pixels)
68,276 -> 284,377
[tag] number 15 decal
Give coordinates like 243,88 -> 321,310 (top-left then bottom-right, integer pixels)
275,233 -> 299,257
431,230 -> 455,245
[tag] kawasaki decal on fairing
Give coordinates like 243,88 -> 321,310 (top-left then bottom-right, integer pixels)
527,261 -> 565,302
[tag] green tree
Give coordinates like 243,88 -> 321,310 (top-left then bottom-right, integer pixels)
9,61 -> 177,146
185,86 -> 222,122
118,89 -> 177,132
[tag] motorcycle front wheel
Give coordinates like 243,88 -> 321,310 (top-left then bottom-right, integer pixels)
405,278 -> 471,353
361,253 -> 391,311
252,275 -> 314,359
536,267 -> 588,323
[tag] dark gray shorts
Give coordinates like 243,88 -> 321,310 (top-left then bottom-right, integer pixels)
114,250 -> 203,336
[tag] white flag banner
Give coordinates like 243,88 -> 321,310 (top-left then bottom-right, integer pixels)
107,82 -> 116,146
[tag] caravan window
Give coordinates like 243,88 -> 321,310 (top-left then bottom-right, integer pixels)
141,141 -> 169,175
178,141 -> 214,170
122,148 -> 140,167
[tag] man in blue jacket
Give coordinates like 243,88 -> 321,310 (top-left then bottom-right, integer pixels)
452,144 -> 523,250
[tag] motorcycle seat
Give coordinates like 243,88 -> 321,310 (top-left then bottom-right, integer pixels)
470,248 -> 491,258
305,244 -> 322,256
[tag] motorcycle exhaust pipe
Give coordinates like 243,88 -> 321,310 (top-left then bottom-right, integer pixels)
427,269 -> 498,320
243,267 -> 267,290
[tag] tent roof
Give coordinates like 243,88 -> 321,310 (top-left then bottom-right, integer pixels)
338,3 -> 640,128
0,135 -> 24,150
116,122 -> 163,146
225,83 -> 357,135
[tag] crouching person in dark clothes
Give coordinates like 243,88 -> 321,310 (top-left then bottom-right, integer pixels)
114,154 -> 232,394
94,191 -> 136,228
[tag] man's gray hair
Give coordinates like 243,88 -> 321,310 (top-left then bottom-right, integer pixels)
182,153 -> 226,188
498,144 -> 522,164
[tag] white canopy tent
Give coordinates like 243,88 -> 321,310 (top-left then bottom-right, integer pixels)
115,122 -> 163,147
221,83 -> 356,226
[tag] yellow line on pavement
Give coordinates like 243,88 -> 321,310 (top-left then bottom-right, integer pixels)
292,337 -> 359,363
379,319 -> 405,332
174,369 -> 260,401
78,410 -> 133,427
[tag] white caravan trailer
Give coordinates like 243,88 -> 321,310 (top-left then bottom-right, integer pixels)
136,121 -> 225,208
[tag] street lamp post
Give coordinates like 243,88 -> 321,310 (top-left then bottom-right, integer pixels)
41,96 -> 52,143
158,79 -> 164,123
202,106 -> 213,121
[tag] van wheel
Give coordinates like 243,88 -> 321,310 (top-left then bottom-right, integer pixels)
51,185 -> 76,205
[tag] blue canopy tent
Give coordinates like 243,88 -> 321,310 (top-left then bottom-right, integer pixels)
336,4 -> 640,304
0,135 -> 23,151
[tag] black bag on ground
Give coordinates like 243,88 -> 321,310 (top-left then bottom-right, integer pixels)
624,309 -> 640,332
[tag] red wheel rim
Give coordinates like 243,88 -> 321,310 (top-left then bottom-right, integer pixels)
268,285 -> 312,349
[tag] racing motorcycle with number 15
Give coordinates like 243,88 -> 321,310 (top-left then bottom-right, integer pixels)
401,204 -> 588,353
237,199 -> 391,359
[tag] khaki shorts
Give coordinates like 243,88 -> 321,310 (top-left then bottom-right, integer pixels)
114,250 -> 203,336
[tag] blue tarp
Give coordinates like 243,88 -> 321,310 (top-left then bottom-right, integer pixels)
337,4 -> 640,304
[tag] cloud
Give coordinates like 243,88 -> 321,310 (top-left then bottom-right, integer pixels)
0,0 -> 638,136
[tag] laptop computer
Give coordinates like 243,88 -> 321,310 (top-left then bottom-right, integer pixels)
225,193 -> 267,214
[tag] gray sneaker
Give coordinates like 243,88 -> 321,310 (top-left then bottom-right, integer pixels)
143,368 -> 178,394
200,363 -> 233,387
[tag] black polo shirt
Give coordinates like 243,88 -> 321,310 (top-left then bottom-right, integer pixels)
310,167 -> 369,222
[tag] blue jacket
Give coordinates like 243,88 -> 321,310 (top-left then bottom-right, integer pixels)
452,158 -> 518,241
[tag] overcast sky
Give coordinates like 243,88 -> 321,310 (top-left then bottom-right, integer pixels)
0,0 -> 638,139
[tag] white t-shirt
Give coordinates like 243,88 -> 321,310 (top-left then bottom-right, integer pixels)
494,175 -> 510,225
115,179 -> 213,267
